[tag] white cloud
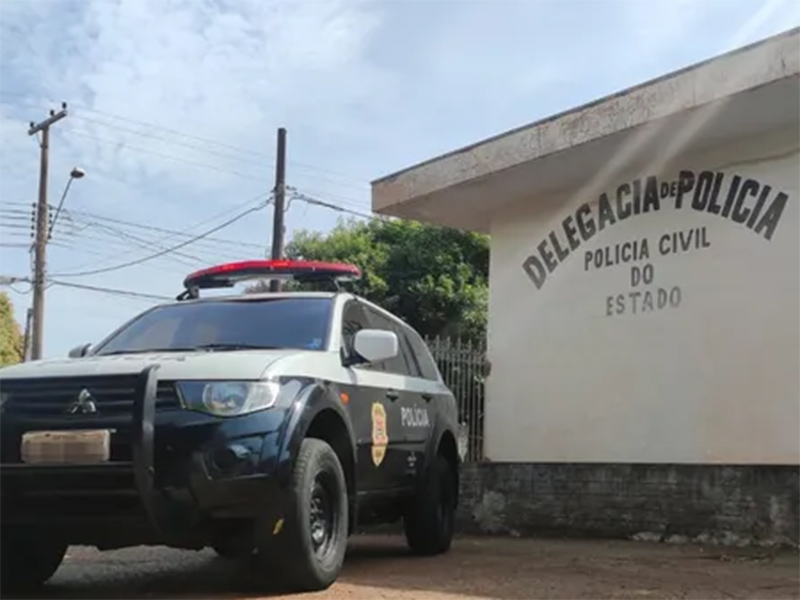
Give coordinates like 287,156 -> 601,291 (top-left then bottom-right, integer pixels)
3,0 -> 386,192
0,0 -> 388,356
621,0 -> 799,64
0,0 -> 797,358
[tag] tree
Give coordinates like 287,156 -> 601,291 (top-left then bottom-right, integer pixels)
248,218 -> 489,342
0,292 -> 24,367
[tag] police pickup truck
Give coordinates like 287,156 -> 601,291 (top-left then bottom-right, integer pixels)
0,260 -> 461,593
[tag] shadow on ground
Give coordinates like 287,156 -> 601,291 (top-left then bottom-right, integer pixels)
5,551 -> 262,599
5,539 -> 421,600
4,534 -> 799,600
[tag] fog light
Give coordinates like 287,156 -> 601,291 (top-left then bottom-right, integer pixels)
213,444 -> 251,471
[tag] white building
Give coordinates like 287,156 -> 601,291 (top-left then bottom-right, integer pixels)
372,29 -> 799,544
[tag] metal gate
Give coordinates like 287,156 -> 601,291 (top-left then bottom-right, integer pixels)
425,336 -> 486,462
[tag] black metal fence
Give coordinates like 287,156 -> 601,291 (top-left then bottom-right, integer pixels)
424,335 -> 486,463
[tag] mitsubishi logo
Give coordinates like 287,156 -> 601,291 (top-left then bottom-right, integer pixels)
68,388 -> 98,415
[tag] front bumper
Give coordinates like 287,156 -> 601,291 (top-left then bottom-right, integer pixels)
0,366 -> 291,545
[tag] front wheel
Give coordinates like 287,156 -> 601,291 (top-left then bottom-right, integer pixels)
0,529 -> 68,592
254,438 -> 349,592
404,454 -> 457,555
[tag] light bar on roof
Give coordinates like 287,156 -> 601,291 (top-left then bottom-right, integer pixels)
182,259 -> 362,291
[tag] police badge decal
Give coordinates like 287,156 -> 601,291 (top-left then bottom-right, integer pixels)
371,402 -> 388,467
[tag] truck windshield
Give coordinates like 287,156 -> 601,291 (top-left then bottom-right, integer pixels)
91,297 -> 333,355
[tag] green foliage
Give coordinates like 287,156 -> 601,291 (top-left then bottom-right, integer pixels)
249,218 -> 489,342
0,292 -> 24,367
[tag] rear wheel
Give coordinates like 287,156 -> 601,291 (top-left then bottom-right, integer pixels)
254,438 -> 348,592
404,454 -> 456,555
0,529 -> 67,592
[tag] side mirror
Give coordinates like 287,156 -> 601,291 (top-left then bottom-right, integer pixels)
352,329 -> 398,365
68,343 -> 92,358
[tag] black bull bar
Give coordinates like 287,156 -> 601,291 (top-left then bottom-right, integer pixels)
1,364 -> 168,534
4,363 -> 280,537
132,363 -> 163,533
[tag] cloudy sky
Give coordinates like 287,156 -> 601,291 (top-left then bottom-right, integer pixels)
0,0 -> 797,359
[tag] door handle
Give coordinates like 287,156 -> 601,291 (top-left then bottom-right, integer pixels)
422,393 -> 433,403
386,390 -> 399,401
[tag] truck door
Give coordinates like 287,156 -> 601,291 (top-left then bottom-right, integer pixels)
361,307 -> 433,490
339,300 -> 406,493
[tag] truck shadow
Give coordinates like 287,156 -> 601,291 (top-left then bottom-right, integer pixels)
3,536 -> 443,600
5,534 -> 545,600
6,534 -> 795,600
5,552 -> 266,599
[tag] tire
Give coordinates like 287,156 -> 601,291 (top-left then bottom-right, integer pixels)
404,454 -> 456,555
0,530 -> 67,592
254,438 -> 348,592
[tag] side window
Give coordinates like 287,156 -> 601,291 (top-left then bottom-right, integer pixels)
405,328 -> 441,381
340,301 -> 382,370
363,308 -> 417,377
396,326 -> 423,378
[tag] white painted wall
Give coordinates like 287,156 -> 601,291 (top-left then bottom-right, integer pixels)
485,130 -> 799,464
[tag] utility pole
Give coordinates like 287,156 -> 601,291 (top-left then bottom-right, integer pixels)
269,127 -> 287,292
22,307 -> 33,361
28,103 -> 68,360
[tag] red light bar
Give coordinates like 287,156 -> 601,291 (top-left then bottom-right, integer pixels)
183,259 -> 362,290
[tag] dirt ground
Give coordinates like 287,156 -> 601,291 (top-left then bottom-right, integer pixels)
7,534 -> 799,600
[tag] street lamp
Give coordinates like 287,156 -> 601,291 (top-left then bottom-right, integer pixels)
48,167 -> 86,240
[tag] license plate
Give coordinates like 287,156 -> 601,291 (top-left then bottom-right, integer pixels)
21,429 -> 112,465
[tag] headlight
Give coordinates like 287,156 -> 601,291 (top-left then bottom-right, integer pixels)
176,380 -> 282,417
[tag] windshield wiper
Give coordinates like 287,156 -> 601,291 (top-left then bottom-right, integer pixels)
192,343 -> 279,351
98,347 -> 200,356
97,344 -> 279,356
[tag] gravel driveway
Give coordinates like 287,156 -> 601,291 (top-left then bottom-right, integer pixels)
5,534 -> 798,599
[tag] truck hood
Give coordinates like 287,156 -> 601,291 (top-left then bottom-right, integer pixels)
0,349 -> 306,381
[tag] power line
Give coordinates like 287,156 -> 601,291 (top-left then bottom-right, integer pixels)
70,115 -> 266,167
52,227 -> 249,268
0,275 -> 30,285
2,208 -> 208,270
0,217 -> 34,226
51,202 -> 268,278
0,94 -> 260,160
0,211 -> 34,220
0,94 -> 372,194
5,216 -> 250,275
38,186 -> 383,256
292,185 -> 372,212
63,124 -> 372,203
47,280 -> 172,301
72,105 -> 371,190
5,189 -> 381,241
70,220 -> 208,264
50,199 -> 271,278
289,189 -> 382,221
57,206 -> 266,251
50,240 -> 196,279
76,105 -> 265,160
61,128 -> 267,183
52,192 -> 271,275
0,202 -> 37,208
